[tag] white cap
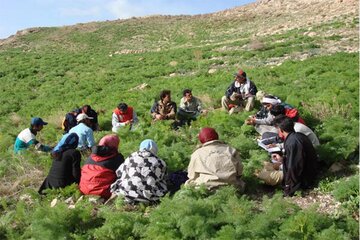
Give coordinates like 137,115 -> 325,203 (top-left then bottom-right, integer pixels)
76,113 -> 93,122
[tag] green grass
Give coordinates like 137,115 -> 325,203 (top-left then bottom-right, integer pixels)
0,9 -> 358,239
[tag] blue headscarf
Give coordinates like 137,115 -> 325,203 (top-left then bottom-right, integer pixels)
52,133 -> 79,154
139,139 -> 158,155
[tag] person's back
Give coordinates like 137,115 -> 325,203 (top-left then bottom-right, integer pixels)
187,140 -> 244,189
38,133 -> 81,194
62,110 -> 79,133
282,128 -> 318,196
69,114 -> 95,150
47,149 -> 81,185
294,122 -> 320,147
80,135 -> 124,199
110,140 -> 168,203
185,128 -> 244,190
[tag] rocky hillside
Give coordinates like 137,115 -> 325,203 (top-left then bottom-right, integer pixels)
1,0 -> 358,55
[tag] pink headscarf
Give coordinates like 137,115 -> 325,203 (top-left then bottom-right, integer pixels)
91,134 -> 120,161
99,134 -> 120,150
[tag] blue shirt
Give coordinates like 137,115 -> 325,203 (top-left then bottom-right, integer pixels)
69,123 -> 95,150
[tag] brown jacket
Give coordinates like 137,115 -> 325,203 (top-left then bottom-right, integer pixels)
185,140 -> 245,190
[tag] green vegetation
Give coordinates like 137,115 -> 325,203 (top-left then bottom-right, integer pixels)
0,6 -> 358,239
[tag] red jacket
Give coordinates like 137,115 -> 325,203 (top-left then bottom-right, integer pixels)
79,146 -> 124,199
113,107 -> 134,123
285,108 -> 305,125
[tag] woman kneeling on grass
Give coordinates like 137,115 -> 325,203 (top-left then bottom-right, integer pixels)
110,139 -> 168,204
79,134 -> 124,200
38,133 -> 81,194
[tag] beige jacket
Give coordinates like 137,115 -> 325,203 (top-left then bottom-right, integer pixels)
185,140 -> 245,190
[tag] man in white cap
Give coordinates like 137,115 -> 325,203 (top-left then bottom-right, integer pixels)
69,113 -> 95,150
245,95 -> 282,135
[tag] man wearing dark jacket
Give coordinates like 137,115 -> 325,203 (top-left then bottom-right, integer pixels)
221,69 -> 257,114
274,117 -> 318,196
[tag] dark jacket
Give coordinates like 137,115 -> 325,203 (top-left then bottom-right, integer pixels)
63,112 -> 78,133
283,132 -> 318,196
39,149 -> 81,194
85,108 -> 99,131
79,146 -> 124,199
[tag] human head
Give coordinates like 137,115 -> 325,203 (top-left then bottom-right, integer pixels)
270,104 -> 285,116
183,89 -> 192,97
160,90 -> 171,103
262,95 -> 281,110
52,133 -> 79,155
30,117 -> 48,131
198,127 -> 219,144
117,103 -> 128,113
72,108 -> 81,115
99,134 -> 120,151
76,113 -> 93,125
234,69 -> 247,83
139,139 -> 158,155
274,115 -> 295,137
81,105 -> 91,114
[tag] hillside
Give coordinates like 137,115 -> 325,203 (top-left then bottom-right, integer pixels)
0,0 -> 359,239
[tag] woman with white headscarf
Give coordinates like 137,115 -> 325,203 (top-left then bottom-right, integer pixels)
110,139 -> 168,203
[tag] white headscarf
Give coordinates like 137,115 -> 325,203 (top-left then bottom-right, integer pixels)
139,139 -> 158,155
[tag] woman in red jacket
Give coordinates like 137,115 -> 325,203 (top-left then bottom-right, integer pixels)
79,134 -> 124,199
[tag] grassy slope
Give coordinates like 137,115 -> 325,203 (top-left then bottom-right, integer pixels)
0,2 -> 358,238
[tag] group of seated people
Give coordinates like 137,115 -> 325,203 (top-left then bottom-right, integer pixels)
14,69 -> 321,202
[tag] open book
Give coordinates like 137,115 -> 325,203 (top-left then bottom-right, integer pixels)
257,139 -> 281,153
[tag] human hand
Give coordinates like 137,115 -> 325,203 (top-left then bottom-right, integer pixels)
155,114 -> 164,120
245,116 -> 255,125
271,153 -> 283,163
273,162 -> 282,170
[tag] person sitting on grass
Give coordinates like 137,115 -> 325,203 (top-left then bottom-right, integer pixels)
221,69 -> 257,114
274,116 -> 318,197
112,102 -> 139,133
79,134 -> 124,200
81,105 -> 99,131
185,127 -> 245,191
260,114 -> 319,149
177,89 -> 206,126
69,113 -> 96,151
110,139 -> 168,204
255,151 -> 284,186
62,108 -> 81,134
14,117 -> 52,153
150,89 -> 177,121
245,95 -> 282,136
38,133 -> 81,194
